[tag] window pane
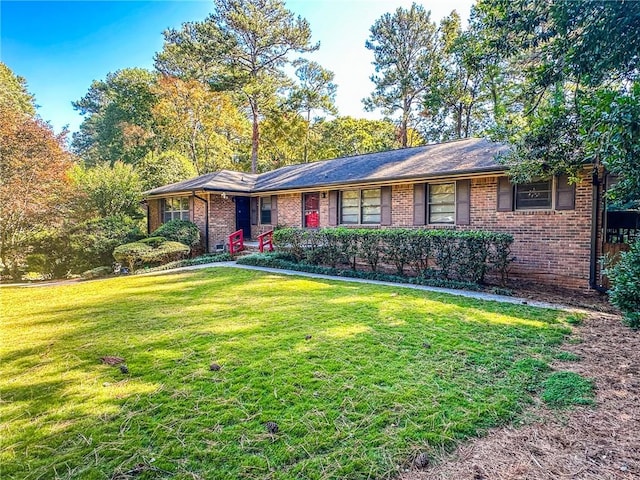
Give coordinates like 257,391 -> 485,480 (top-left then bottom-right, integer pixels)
342,191 -> 358,205
181,197 -> 189,210
429,211 -> 455,223
341,213 -> 359,224
362,213 -> 381,224
430,183 -> 455,195
180,211 -> 190,221
516,181 -> 551,209
428,183 -> 455,224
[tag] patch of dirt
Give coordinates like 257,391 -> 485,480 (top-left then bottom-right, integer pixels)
399,313 -> 640,480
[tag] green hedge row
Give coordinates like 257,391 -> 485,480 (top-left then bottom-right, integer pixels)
272,227 -> 514,285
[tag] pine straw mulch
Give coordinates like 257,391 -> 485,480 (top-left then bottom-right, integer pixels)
399,312 -> 640,480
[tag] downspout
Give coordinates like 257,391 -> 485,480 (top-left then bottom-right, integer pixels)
589,168 -> 607,292
192,192 -> 209,254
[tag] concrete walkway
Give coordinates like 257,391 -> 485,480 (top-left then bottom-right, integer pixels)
145,260 -> 581,312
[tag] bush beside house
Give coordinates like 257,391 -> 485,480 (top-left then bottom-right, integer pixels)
271,227 -> 514,285
606,240 -> 640,329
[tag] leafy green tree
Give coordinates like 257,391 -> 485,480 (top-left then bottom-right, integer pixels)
259,105 -> 307,169
473,0 -> 640,206
136,150 -> 198,191
72,161 -> 143,219
311,117 -> 404,160
423,11 -> 489,141
364,3 -> 438,148
288,59 -> 338,162
156,0 -> 318,173
152,75 -> 249,173
72,68 -> 158,166
0,62 -> 36,116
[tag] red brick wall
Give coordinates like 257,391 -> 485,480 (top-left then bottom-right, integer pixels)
268,172 -> 595,289
278,193 -> 302,227
209,193 -> 236,251
148,199 -> 162,233
460,174 -> 593,289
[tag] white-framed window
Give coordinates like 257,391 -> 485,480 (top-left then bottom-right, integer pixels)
162,197 -> 190,222
515,179 -> 552,210
428,183 -> 455,224
340,188 -> 381,224
260,196 -> 272,224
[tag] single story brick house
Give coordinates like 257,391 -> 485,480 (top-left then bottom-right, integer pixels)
144,138 -> 638,290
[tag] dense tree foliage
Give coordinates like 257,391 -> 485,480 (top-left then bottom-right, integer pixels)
289,59 -> 338,162
156,0 -> 318,173
152,76 -> 249,173
71,161 -> 143,219
364,3 -> 437,147
0,70 -> 75,278
72,68 -> 158,166
312,117 -> 405,160
473,0 -> 640,206
137,150 -> 198,192
0,62 -> 36,116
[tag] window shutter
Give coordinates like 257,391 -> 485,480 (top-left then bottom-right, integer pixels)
250,197 -> 258,225
555,175 -> 575,210
497,176 -> 513,212
456,180 -> 471,225
270,195 -> 278,224
328,190 -> 338,226
413,183 -> 425,225
380,186 -> 392,226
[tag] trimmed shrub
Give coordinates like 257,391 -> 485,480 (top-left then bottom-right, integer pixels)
152,220 -> 200,247
113,240 -> 191,272
269,227 -> 514,285
142,241 -> 190,264
139,236 -> 167,247
606,240 -> 640,329
113,242 -> 152,272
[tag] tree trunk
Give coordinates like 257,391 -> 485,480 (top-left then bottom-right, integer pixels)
251,105 -> 259,174
456,103 -> 463,138
304,109 -> 311,163
401,97 -> 410,148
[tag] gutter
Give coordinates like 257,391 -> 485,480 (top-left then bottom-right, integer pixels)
589,168 -> 607,292
192,192 -> 209,254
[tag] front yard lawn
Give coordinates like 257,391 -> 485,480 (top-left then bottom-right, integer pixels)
1,268 -> 574,479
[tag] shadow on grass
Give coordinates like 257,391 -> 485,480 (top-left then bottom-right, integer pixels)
1,268 -> 573,479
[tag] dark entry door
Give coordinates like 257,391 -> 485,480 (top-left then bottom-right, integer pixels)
235,196 -> 251,239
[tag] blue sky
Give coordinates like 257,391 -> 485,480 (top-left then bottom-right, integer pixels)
1,0 -> 473,134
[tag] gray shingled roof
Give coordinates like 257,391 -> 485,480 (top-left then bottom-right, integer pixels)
145,138 -> 508,196
145,170 -> 258,195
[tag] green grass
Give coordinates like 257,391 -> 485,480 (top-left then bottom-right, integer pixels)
542,372 -> 595,407
1,268 -> 575,479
